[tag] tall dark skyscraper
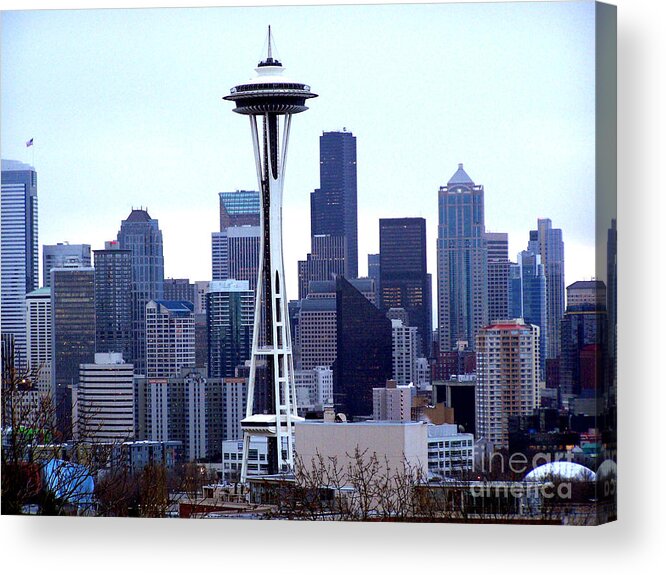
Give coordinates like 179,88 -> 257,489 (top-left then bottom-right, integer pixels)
117,209 -> 164,375
527,218 -> 564,361
1,160 -> 38,369
379,218 -> 431,356
485,232 -> 509,323
51,267 -> 96,437
333,276 -> 392,419
437,163 -> 488,352
309,130 -> 358,278
94,241 -> 133,361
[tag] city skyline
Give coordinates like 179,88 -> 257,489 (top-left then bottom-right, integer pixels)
1,2 -> 599,302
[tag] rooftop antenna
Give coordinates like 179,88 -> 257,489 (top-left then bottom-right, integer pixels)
267,25 -> 272,60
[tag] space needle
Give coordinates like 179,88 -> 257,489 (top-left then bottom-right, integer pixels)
224,27 -> 317,482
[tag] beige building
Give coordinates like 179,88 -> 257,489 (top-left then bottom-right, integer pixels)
372,379 -> 412,421
298,298 -> 337,370
294,420 -> 428,482
475,318 -> 539,449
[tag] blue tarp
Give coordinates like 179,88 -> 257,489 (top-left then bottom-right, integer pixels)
43,459 -> 95,508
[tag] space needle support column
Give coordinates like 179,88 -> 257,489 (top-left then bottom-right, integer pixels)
225,28 -> 317,484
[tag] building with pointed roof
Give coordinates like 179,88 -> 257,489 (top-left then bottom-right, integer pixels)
117,209 -> 164,375
436,163 -> 488,353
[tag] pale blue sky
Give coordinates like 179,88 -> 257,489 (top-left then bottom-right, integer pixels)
1,1 -> 597,299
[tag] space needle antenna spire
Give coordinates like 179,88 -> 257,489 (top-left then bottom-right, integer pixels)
224,30 -> 317,483
267,25 -> 272,60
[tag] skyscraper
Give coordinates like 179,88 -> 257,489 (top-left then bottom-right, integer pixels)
219,190 -> 260,229
214,190 -> 261,290
297,234 -> 347,299
51,267 -> 96,437
560,281 -> 607,397
206,280 -> 254,378
437,163 -> 488,352
297,278 -> 375,371
117,209 -> 164,375
163,278 -> 196,303
224,29 -> 316,479
333,276 -> 392,419
43,243 -> 91,287
74,353 -> 135,443
211,226 -> 261,289
527,218 -> 565,360
145,300 -> 195,379
509,251 -> 547,377
94,241 -> 133,361
485,232 -> 510,323
475,319 -> 539,450
391,317 -> 418,387
379,217 -> 431,356
25,287 -> 52,394
1,159 -> 38,370
309,129 -> 358,278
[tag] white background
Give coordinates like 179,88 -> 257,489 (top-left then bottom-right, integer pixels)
0,0 -> 662,573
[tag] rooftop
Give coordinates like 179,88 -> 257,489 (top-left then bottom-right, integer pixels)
1,159 -> 34,172
26,287 -> 51,297
447,163 -> 475,186
124,209 -> 153,223
153,300 -> 195,313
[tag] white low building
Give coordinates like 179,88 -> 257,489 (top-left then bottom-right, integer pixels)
222,437 -> 268,481
427,423 -> 474,477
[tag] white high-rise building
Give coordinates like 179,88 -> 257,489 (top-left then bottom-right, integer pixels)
211,226 -> 261,290
74,353 -> 135,443
145,300 -> 195,379
25,287 -> 52,394
1,160 -> 38,370
475,319 -> 539,449
391,318 -> 418,386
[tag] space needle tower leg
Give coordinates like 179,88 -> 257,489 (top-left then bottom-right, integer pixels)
225,27 -> 317,484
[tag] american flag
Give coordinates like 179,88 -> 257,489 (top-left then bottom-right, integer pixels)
26,138 -> 34,147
